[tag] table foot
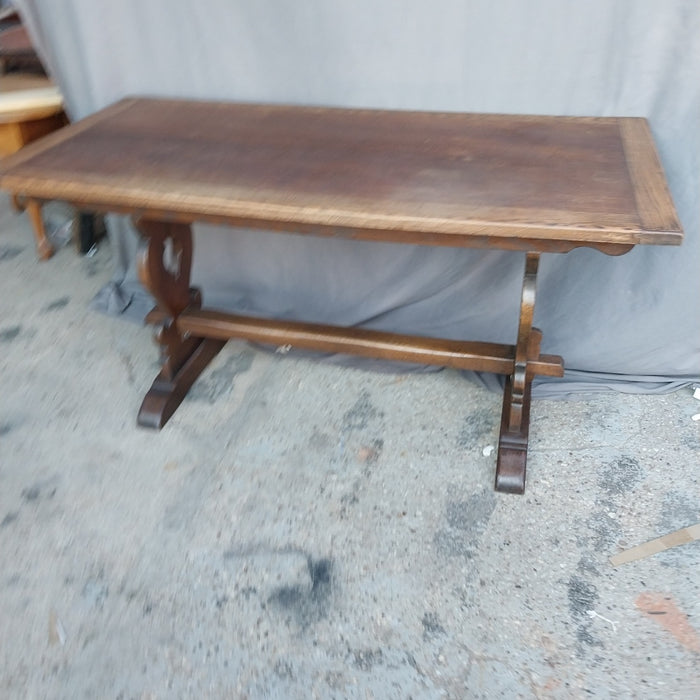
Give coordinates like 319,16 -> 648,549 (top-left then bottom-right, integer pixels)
138,336 -> 226,428
495,369 -> 532,495
495,444 -> 527,494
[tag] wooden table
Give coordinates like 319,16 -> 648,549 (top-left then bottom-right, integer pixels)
0,77 -> 67,259
0,97 -> 683,493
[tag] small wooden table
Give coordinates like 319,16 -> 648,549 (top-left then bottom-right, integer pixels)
0,97 -> 683,493
0,77 -> 67,259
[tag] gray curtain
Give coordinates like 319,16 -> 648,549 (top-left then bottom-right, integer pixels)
15,0 -> 700,396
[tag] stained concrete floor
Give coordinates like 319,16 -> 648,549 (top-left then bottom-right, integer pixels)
1,195 -> 699,699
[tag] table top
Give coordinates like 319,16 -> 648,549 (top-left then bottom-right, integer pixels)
0,97 -> 683,248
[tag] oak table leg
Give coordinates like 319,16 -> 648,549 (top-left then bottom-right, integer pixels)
135,219 -> 225,428
495,252 -> 541,494
25,199 -> 54,260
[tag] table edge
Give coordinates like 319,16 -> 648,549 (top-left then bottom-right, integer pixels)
0,177 -> 683,250
619,118 -> 683,235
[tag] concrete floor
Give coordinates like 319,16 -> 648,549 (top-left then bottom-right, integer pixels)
1,195 -> 699,699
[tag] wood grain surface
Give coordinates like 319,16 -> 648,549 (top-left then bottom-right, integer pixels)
0,97 -> 683,247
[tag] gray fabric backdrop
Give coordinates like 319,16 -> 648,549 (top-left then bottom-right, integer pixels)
16,0 -> 700,396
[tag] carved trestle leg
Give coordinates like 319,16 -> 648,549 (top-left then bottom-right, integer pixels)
495,252 -> 542,494
135,219 -> 225,428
